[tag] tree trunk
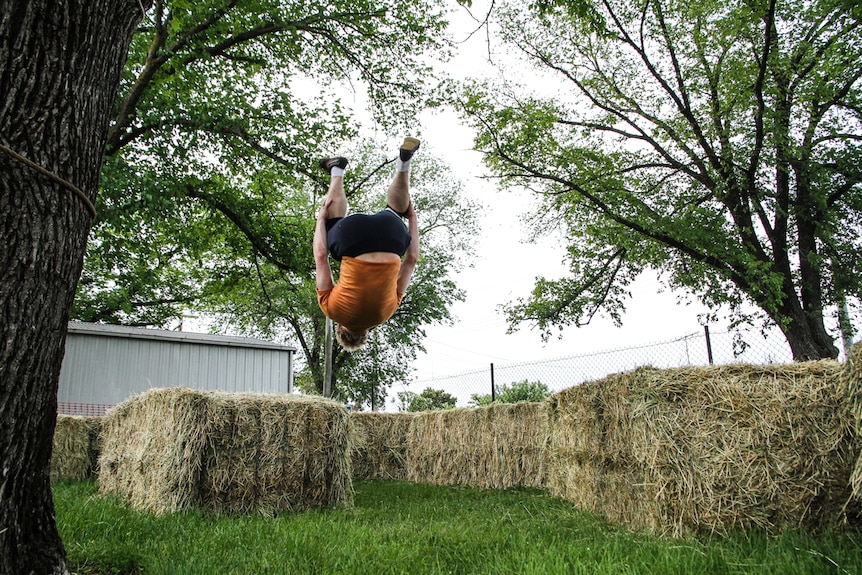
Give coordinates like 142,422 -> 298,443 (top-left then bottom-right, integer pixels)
779,307 -> 839,361
0,2 -> 148,573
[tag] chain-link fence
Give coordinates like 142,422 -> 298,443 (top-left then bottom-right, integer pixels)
389,327 -> 812,410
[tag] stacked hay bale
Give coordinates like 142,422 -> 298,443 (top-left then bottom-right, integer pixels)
51,415 -> 102,483
547,361 -> 859,536
351,412 -> 416,480
407,402 -> 550,490
99,388 -> 353,515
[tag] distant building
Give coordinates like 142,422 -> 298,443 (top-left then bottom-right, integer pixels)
58,322 -> 296,416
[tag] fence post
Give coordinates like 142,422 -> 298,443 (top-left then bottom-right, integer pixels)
490,363 -> 495,402
371,330 -> 378,411
839,297 -> 855,357
704,325 -> 714,365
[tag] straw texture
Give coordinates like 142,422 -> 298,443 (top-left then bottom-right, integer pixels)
98,388 -> 353,515
350,412 -> 416,480
548,361 -> 859,536
407,402 -> 550,490
51,415 -> 102,483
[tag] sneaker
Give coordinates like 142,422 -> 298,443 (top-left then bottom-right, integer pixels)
399,137 -> 421,162
318,156 -> 349,174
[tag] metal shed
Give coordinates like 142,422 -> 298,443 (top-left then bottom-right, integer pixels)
58,322 -> 296,416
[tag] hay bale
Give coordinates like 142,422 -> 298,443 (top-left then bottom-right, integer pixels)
350,412 -> 416,480
98,388 -> 353,515
548,362 -> 859,536
407,402 -> 550,490
847,342 -> 862,501
51,415 -> 102,483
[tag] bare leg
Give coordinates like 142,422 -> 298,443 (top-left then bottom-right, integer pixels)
386,170 -> 411,214
325,175 -> 348,218
387,137 -> 419,213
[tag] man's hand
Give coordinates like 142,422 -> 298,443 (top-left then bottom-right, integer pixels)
314,199 -> 334,292
403,202 -> 416,221
397,203 -> 420,296
404,203 -> 419,263
318,198 -> 333,221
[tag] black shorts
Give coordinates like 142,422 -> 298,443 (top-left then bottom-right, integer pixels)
325,208 -> 411,261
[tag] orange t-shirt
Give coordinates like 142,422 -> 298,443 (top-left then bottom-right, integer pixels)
317,257 -> 404,331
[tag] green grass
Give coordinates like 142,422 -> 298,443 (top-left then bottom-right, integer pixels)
54,480 -> 861,575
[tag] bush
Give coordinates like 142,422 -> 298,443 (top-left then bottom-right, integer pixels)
470,380 -> 551,407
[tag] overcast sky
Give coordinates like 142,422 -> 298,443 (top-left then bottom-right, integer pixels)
378,1 -> 859,409
388,3 -> 726,404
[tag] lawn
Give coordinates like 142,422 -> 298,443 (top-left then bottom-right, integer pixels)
54,479 -> 861,575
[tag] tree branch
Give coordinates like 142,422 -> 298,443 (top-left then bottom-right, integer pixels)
184,183 -> 300,274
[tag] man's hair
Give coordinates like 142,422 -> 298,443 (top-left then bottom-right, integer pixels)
335,325 -> 368,351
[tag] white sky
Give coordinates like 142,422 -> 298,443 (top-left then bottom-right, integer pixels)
411,108 -> 710,376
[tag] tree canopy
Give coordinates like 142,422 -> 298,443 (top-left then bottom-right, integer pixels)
70,0 -> 479,403
469,379 -> 551,406
397,387 -> 458,411
74,0 -> 452,325
206,144 -> 478,407
459,0 -> 862,360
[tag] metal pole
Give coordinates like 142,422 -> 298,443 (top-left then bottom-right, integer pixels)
490,363 -> 495,402
323,318 -> 333,398
704,325 -> 714,365
371,330 -> 378,412
838,296 -> 855,358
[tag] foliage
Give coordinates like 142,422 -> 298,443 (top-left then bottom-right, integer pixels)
396,387 -> 458,411
469,379 -> 551,406
75,0 -> 452,325
205,144 -> 479,408
458,0 -> 862,360
70,0 -> 478,405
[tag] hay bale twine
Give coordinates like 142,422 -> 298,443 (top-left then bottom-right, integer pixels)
51,415 -> 102,483
407,402 -> 550,490
548,362 -> 858,536
98,388 -> 353,515
350,412 -> 416,480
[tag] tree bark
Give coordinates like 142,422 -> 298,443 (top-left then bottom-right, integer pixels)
781,312 -> 839,361
0,2 -> 148,573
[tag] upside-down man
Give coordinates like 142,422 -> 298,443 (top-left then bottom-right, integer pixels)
313,137 -> 421,351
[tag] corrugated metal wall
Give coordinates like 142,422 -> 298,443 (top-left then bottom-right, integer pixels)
58,322 -> 295,415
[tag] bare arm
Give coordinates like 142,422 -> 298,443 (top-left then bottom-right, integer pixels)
397,204 -> 420,296
314,200 -> 334,292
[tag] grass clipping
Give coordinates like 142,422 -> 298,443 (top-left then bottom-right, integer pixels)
51,415 -> 102,483
548,360 -> 859,536
98,388 -> 353,516
407,402 -> 550,490
351,412 -> 416,480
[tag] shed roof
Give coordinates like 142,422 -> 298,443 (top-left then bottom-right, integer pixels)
67,321 -> 296,352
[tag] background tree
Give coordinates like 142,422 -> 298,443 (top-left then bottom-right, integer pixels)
206,145 -> 479,408
0,2 -> 150,572
459,0 -> 862,360
68,0 -> 476,405
73,0 -> 452,326
469,379 -> 551,406
397,388 -> 458,411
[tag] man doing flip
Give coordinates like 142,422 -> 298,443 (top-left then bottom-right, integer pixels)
314,137 -> 421,351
